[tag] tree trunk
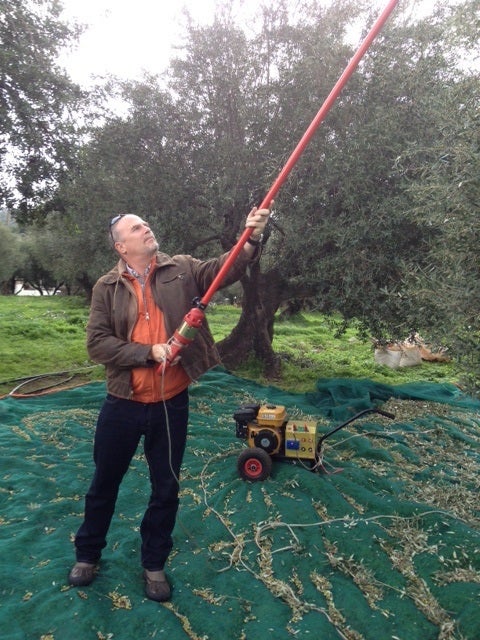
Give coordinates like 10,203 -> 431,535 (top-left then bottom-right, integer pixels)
1,276 -> 16,295
217,261 -> 285,379
77,272 -> 94,302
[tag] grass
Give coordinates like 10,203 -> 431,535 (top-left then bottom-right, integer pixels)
0,296 -> 458,397
207,305 -> 458,393
0,296 -> 102,396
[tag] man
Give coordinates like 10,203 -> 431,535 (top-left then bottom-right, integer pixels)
68,206 -> 270,601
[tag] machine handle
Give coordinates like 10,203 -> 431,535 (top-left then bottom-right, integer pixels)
317,407 -> 395,447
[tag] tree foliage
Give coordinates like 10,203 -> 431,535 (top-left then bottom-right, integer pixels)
0,0 -> 83,215
397,72 -> 480,392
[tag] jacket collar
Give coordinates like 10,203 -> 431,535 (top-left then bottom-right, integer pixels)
102,252 -> 176,285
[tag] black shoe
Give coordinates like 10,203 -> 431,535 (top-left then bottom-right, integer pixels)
143,570 -> 171,602
68,562 -> 97,587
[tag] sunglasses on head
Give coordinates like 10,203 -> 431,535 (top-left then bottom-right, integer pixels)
109,214 -> 126,240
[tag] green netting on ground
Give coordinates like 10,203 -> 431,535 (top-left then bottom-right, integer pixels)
306,377 -> 480,421
0,368 -> 479,640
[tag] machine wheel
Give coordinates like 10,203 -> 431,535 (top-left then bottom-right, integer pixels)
237,447 -> 272,481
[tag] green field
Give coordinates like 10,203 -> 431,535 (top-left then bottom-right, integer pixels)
0,296 -> 458,397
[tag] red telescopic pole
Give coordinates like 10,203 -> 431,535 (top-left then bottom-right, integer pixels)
159,0 -> 399,372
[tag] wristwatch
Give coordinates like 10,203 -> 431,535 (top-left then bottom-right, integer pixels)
247,233 -> 263,246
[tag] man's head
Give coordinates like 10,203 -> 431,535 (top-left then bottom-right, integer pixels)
109,214 -> 159,263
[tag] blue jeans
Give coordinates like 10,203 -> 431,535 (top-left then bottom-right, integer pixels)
74,389 -> 189,570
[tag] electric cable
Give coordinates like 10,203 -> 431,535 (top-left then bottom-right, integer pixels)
158,350 -> 181,487
2,364 -> 101,396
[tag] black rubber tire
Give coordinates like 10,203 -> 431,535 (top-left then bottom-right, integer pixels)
237,447 -> 272,481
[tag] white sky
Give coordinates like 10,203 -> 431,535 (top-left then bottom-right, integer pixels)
59,1 -> 456,87
59,0 -> 264,85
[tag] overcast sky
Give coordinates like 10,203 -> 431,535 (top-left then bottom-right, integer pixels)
58,0 -> 265,85
58,1 -> 456,87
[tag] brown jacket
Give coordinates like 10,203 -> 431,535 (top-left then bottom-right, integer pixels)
87,248 -> 255,399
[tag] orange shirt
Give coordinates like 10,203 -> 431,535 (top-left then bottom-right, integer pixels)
127,268 -> 190,402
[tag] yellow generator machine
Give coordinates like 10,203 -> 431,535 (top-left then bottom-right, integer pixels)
234,403 -> 394,481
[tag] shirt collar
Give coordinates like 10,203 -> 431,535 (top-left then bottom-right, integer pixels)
126,262 -> 151,280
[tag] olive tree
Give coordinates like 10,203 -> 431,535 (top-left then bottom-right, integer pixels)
0,0 -> 83,216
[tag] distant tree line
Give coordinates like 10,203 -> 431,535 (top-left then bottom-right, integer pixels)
0,0 -> 478,393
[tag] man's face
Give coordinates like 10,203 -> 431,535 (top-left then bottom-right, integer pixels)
113,214 -> 159,260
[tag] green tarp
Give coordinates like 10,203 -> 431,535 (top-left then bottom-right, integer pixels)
1,369 -> 479,639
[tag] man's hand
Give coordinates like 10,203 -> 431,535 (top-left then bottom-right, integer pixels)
245,201 -> 272,240
150,343 -> 180,365
243,201 -> 272,256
